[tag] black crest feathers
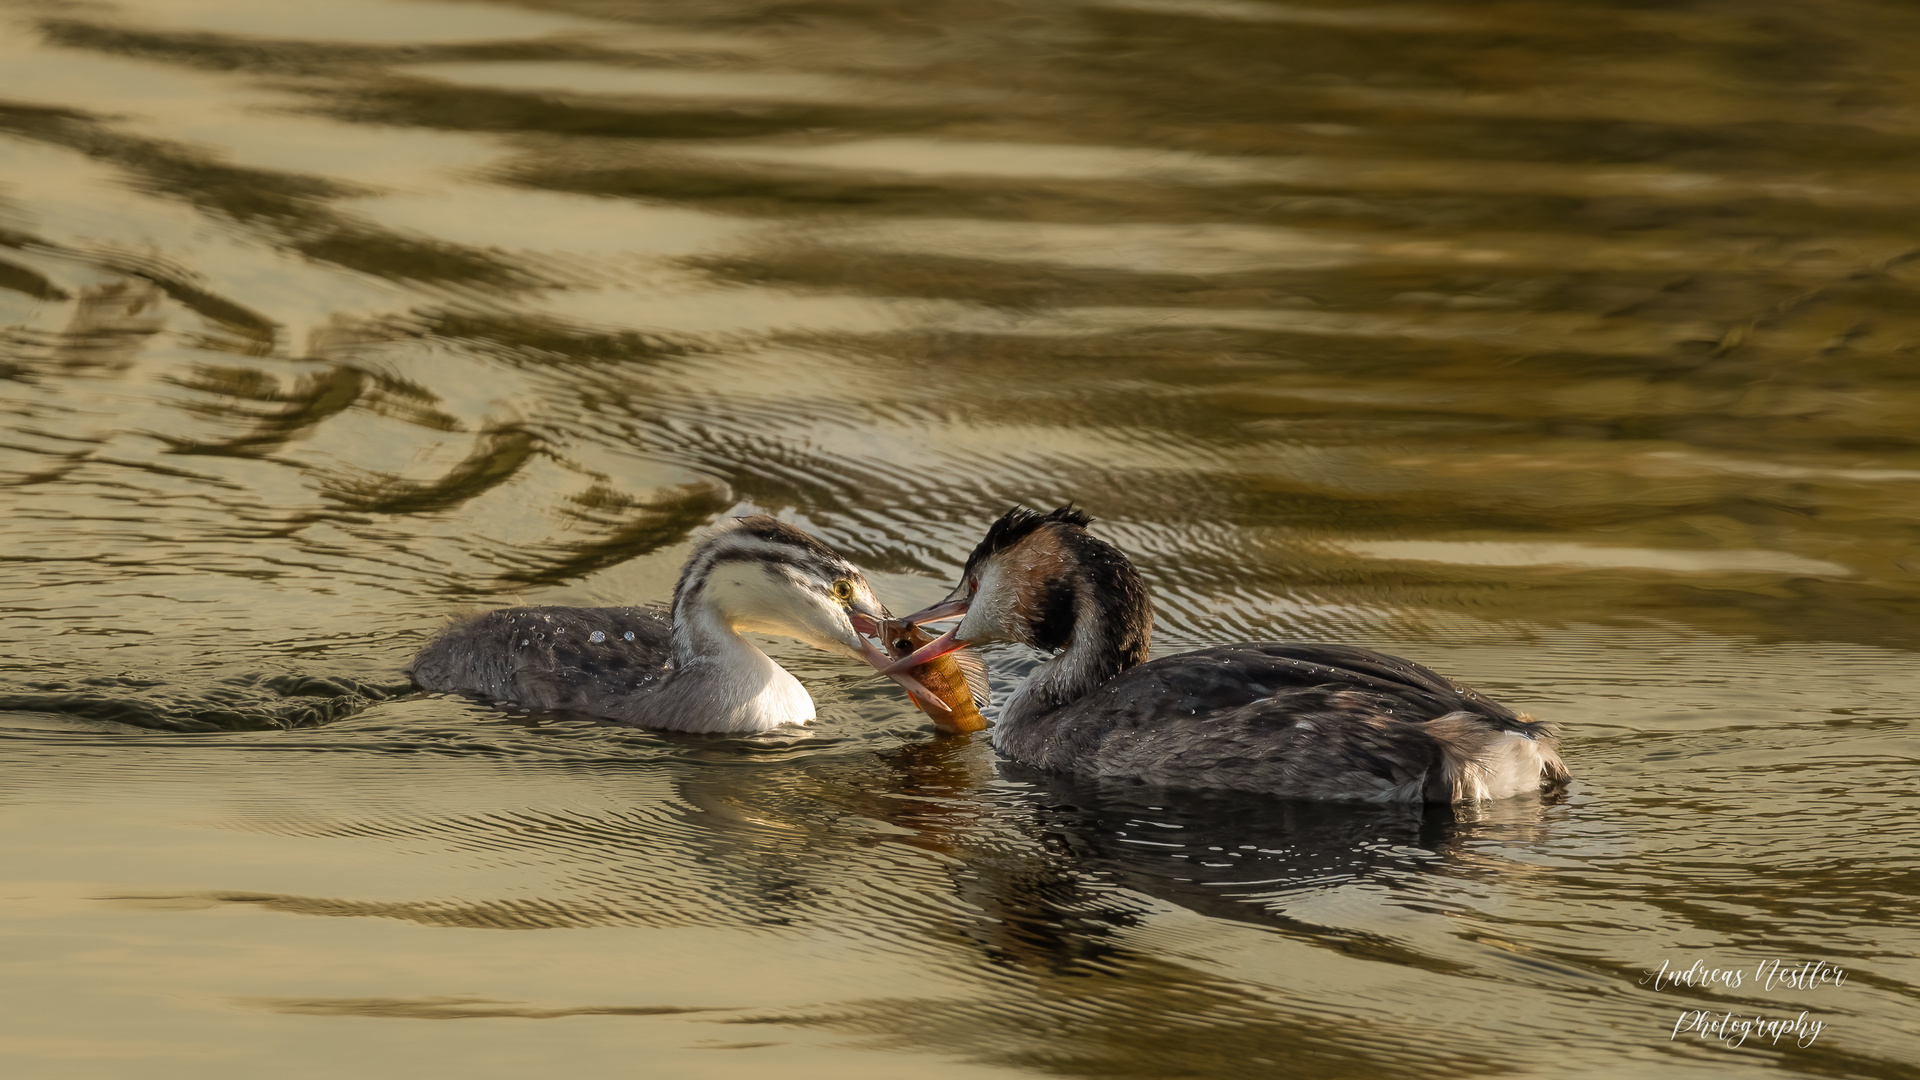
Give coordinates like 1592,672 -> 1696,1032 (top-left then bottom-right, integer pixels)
965,505 -> 1092,573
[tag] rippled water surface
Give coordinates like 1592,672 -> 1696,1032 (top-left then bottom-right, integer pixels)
4,0 -> 1919,1076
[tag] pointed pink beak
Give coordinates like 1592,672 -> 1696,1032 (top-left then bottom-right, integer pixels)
879,625 -> 968,676
878,593 -> 971,676
849,609 -> 950,714
895,595 -> 970,628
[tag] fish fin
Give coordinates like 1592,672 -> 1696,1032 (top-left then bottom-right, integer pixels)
953,647 -> 992,709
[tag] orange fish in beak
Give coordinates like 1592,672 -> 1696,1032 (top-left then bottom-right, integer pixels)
882,618 -> 989,735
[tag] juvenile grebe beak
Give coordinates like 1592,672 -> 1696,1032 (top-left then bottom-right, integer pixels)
848,605 -> 951,714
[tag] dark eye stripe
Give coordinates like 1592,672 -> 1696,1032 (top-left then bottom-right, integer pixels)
700,547 -> 855,583
670,516 -> 868,617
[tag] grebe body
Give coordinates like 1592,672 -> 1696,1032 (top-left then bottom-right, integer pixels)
889,507 -> 1569,802
411,516 -> 900,734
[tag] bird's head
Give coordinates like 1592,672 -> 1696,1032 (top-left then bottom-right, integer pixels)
883,505 -> 1143,672
676,516 -> 891,659
676,516 -> 957,710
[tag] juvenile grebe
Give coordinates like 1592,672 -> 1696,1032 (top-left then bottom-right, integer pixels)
412,515 -> 927,734
886,507 -> 1570,802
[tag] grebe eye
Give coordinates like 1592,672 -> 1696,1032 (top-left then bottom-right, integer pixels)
967,574 -> 980,596
829,578 -> 855,601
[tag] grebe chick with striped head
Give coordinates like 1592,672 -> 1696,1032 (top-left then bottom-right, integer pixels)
886,507 -> 1571,802
412,515 -> 935,734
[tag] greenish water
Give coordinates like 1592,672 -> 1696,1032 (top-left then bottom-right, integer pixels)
2,0 -> 1917,1077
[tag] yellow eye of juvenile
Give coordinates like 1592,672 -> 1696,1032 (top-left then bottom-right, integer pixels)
829,579 -> 854,601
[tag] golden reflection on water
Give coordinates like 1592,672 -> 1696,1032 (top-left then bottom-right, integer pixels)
2,0 -> 1919,1076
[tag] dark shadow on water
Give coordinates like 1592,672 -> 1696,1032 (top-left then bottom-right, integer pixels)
488,480 -> 732,587
0,672 -> 412,732
33,17 -> 634,75
397,309 -> 697,368
318,424 -> 544,512
0,101 -> 539,292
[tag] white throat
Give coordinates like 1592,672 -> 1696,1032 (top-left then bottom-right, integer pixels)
660,601 -> 815,734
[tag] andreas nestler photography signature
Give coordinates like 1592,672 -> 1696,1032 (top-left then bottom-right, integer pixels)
1641,958 -> 1848,1049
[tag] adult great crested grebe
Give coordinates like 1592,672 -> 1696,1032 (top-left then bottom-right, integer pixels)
885,506 -> 1571,802
412,515 -> 932,734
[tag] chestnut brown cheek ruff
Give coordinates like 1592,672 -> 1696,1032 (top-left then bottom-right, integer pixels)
1009,534 -> 1082,653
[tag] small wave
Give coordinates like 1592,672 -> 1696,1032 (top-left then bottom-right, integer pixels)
0,672 -> 408,732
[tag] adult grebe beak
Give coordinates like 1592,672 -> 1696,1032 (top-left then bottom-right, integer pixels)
879,625 -> 966,676
877,593 -> 970,676
894,595 -> 969,627
849,606 -> 951,714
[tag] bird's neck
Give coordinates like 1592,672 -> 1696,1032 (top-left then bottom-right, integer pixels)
1001,541 -> 1152,727
1003,638 -> 1128,727
655,599 -> 813,733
